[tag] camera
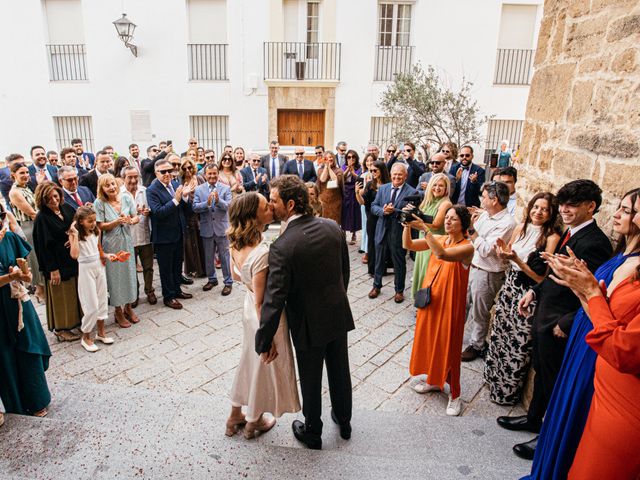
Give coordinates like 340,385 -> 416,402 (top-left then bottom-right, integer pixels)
397,194 -> 434,224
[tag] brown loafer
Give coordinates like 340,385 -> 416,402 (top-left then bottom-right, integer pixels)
147,292 -> 157,305
221,285 -> 232,296
394,292 -> 404,303
368,287 -> 381,299
164,298 -> 183,310
461,345 -> 481,362
202,281 -> 218,291
176,291 -> 193,300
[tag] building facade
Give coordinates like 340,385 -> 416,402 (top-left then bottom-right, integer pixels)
0,0 -> 542,158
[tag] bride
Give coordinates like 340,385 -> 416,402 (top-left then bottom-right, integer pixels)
225,192 -> 300,438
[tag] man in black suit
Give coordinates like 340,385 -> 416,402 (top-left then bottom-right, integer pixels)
58,166 -> 95,210
141,144 -> 171,187
256,175 -> 354,450
240,153 -> 269,197
79,151 -> 112,197
28,146 -> 59,186
146,159 -> 194,309
497,179 -> 612,460
450,146 -> 485,208
60,148 -> 88,179
386,143 -> 425,188
72,138 -> 95,170
282,148 -> 317,182
260,141 -> 288,180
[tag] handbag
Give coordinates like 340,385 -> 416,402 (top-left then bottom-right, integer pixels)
414,263 -> 442,309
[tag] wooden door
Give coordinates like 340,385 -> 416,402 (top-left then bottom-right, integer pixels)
277,110 -> 325,146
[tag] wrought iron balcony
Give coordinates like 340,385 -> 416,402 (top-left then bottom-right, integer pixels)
374,45 -> 414,81
46,44 -> 88,81
187,44 -> 228,81
263,42 -> 341,81
493,49 -> 535,85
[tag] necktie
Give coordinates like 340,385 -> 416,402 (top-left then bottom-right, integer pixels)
298,162 -> 304,178
72,192 -> 82,206
167,182 -> 175,197
271,158 -> 276,178
390,187 -> 398,204
458,167 -> 470,204
559,230 -> 572,250
253,169 -> 257,181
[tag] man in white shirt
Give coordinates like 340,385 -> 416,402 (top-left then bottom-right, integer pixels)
462,181 -> 516,361
494,166 -> 519,217
121,166 -> 156,306
128,143 -> 142,175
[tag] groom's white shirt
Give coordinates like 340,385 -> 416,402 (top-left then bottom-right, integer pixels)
279,213 -> 302,235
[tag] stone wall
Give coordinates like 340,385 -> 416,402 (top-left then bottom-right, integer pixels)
517,0 -> 640,233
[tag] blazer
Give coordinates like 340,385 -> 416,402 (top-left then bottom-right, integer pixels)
255,215 -> 354,352
260,154 -> 288,179
28,164 -> 59,186
146,178 -> 186,244
77,152 -> 95,169
450,163 -> 486,208
387,157 -> 426,188
532,221 -> 612,334
141,151 -> 168,187
371,182 -> 417,245
282,159 -> 317,182
192,182 -> 231,237
240,166 -> 269,194
63,185 -> 95,210
79,169 -> 100,197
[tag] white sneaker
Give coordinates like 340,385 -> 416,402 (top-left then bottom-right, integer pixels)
446,395 -> 462,416
95,335 -> 114,345
81,338 -> 99,353
413,381 -> 441,394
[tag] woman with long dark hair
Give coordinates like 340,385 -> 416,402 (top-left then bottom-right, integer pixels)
484,192 -> 561,405
179,157 -> 206,278
341,149 -> 362,245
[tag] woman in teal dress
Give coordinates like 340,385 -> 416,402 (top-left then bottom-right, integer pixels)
94,174 -> 139,328
0,228 -> 52,417
411,173 -> 452,297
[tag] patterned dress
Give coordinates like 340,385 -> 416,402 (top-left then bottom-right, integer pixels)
94,195 -> 137,306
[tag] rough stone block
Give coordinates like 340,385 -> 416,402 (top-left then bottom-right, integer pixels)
565,16 -> 607,57
527,63 -> 577,123
611,48 -> 638,73
569,128 -> 638,158
601,161 -> 640,195
607,14 -> 640,42
567,80 -> 594,123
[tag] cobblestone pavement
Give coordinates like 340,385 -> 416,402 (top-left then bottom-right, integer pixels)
35,229 -> 525,421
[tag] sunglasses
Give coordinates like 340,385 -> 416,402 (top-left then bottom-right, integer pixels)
205,155 -> 214,160
459,153 -> 471,158
189,142 -> 197,145
315,152 -> 323,155
222,158 -> 232,162
251,159 -> 261,163
429,161 -> 444,165
64,177 -> 79,182
369,168 -> 379,172
151,149 -> 160,153
158,169 -> 173,175
404,149 -> 413,153
182,166 -> 195,171
441,150 -> 450,153
387,149 -> 396,153
295,152 -> 305,156
346,155 -> 356,159
171,163 -> 180,168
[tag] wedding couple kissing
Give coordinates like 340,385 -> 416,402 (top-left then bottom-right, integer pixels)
225,175 -> 354,450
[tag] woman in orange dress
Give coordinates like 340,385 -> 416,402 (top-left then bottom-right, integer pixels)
402,205 -> 475,416
549,189 -> 640,480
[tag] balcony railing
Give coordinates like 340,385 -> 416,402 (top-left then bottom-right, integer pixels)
46,44 -> 88,81
187,44 -> 228,81
493,49 -> 535,85
374,45 -> 414,81
263,42 -> 341,81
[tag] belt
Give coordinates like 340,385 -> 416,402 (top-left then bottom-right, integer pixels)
471,264 -> 504,274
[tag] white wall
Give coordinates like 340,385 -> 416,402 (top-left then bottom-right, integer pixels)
0,0 -> 542,159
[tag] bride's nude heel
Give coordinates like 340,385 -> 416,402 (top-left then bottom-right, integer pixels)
225,417 -> 246,437
243,415 -> 276,439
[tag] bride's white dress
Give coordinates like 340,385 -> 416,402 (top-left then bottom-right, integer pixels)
229,241 -> 300,421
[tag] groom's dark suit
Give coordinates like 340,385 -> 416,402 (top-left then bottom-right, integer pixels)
256,214 -> 354,439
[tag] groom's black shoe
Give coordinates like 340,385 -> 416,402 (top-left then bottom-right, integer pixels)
292,420 -> 322,450
331,409 -> 351,440
497,415 -> 541,433
513,436 -> 538,460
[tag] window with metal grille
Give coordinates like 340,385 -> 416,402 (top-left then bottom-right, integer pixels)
53,116 -> 95,151
484,119 -> 523,161
369,116 -> 398,151
375,3 -> 413,81
189,115 -> 229,155
306,2 -> 320,59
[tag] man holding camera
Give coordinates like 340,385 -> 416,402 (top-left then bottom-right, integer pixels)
369,163 -> 416,303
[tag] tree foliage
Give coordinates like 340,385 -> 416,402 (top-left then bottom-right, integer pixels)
379,64 -> 490,150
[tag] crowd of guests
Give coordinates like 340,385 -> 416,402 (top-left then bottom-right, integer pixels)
0,136 -> 637,478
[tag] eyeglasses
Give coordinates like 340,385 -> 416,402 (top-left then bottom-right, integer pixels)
441,150 -> 450,153
158,169 -> 173,175
459,153 -> 471,158
387,149 -> 396,154
295,152 -> 305,156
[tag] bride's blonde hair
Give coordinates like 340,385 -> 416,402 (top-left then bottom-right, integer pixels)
227,192 -> 263,250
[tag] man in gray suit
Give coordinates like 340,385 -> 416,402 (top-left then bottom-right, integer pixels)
417,152 -> 456,197
193,163 -> 233,295
260,141 -> 288,180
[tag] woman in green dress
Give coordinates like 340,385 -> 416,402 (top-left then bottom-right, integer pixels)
94,174 -> 139,328
411,173 -> 452,298
0,227 -> 51,417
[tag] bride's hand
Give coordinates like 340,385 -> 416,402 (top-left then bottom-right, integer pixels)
260,343 -> 279,364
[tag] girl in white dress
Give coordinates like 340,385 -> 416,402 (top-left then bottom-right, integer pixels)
225,193 -> 300,439
68,205 -> 116,353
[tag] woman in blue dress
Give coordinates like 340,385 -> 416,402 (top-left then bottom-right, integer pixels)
497,141 -> 512,168
0,227 -> 51,417
523,188 -> 640,480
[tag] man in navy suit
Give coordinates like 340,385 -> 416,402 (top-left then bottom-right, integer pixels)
60,148 -> 88,179
387,143 -> 426,188
28,146 -> 59,186
72,138 -> 95,170
450,146 -> 485,207
240,153 -> 269,197
369,163 -> 416,303
59,166 -> 95,210
282,148 -> 317,182
260,141 -> 288,180
146,159 -> 194,309
193,163 -> 233,295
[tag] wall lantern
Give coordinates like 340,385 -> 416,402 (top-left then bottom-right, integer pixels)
112,13 -> 138,57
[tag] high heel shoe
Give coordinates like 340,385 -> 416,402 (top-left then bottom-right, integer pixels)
243,415 -> 276,439
225,416 -> 247,437
124,305 -> 139,324
114,309 -> 131,328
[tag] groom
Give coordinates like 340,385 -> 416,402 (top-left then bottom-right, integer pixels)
255,175 -> 354,450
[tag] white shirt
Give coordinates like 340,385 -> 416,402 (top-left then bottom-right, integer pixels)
511,224 -> 541,272
569,218 -> 594,236
471,208 -> 517,272
507,194 -> 517,217
121,185 -> 151,246
280,213 -> 302,235
269,157 -> 281,177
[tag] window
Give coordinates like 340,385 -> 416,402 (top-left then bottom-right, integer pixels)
485,119 -> 523,152
369,117 -> 398,151
494,5 -> 537,85
187,0 -> 228,80
378,3 -> 412,47
45,0 -> 87,81
53,116 -> 94,151
306,2 -> 320,59
190,115 -> 229,155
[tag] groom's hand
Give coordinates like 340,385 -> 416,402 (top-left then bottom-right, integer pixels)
260,343 -> 279,364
